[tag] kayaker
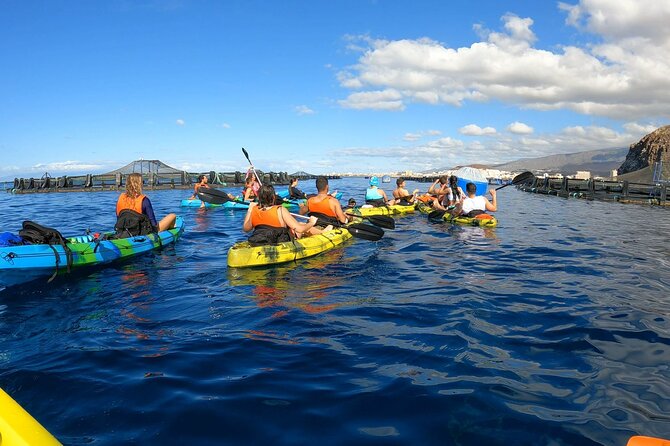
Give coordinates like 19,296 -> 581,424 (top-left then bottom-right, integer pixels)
243,176 -> 259,202
448,175 -> 465,206
365,176 -> 391,206
288,177 -> 307,199
450,182 -> 497,217
426,175 -> 452,209
300,176 -> 350,226
189,175 -> 210,199
392,178 -> 419,206
116,173 -> 176,232
243,185 -> 331,243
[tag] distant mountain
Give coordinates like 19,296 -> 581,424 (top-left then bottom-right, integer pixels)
492,147 -> 628,176
426,147 -> 628,177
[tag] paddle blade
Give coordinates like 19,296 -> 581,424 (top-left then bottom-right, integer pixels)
366,215 -> 396,229
428,210 -> 447,220
196,188 -> 232,204
495,171 -> 535,190
346,223 -> 384,241
242,147 -> 251,164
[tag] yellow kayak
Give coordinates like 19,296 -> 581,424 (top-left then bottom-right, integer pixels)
349,204 -> 415,217
417,201 -> 498,227
0,387 -> 61,445
445,213 -> 498,227
228,227 -> 353,267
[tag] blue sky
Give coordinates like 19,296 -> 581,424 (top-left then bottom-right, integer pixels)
1,0 -> 668,179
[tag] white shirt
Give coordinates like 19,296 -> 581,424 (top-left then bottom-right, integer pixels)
461,196 -> 487,214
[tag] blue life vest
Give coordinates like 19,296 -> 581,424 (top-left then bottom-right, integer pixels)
365,187 -> 384,201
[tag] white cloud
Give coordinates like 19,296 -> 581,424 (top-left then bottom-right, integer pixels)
220,122 -> 231,129
338,89 -> 405,111
295,105 -> 315,115
507,122 -> 534,134
459,124 -> 497,136
337,2 -> 670,120
176,119 -> 185,126
403,132 -> 422,141
622,122 -> 658,135
403,129 -> 442,141
32,161 -> 106,172
328,122 -> 647,171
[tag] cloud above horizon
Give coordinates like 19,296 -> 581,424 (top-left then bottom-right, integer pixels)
295,105 -> 315,115
337,0 -> 670,121
459,124 -> 497,136
332,122 -> 651,171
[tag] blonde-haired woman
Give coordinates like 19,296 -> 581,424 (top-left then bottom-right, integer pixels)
116,173 -> 176,232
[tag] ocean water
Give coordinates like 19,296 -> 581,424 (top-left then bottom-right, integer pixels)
1,178 -> 669,445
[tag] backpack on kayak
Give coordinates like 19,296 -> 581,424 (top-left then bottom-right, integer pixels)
114,209 -> 157,238
247,225 -> 293,246
18,220 -> 73,282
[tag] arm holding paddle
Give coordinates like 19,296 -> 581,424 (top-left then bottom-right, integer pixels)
485,189 -> 497,212
278,206 -> 323,235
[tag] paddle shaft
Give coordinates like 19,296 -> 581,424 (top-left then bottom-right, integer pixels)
242,147 -> 263,186
289,212 -> 384,240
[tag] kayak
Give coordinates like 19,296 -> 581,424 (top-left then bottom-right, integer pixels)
182,198 -> 301,212
181,199 -> 248,209
415,201 -> 434,214
416,201 -> 497,227
349,204 -> 415,217
228,226 -> 353,268
0,217 -> 185,289
444,213 -> 498,227
276,190 -> 343,201
0,387 -> 60,445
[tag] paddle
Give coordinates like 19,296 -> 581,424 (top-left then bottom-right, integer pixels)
494,170 -> 535,190
289,212 -> 384,241
197,188 -> 248,205
242,147 -> 263,186
427,171 -> 535,220
345,213 -> 396,230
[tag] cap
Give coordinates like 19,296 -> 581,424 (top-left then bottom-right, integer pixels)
369,176 -> 379,186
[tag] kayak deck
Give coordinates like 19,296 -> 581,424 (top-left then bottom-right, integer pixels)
0,217 -> 185,289
227,227 -> 353,268
349,204 -> 416,217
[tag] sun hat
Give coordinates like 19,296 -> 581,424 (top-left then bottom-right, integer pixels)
369,176 -> 379,186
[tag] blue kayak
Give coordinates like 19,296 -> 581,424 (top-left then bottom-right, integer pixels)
180,199 -> 249,209
0,217 -> 185,290
276,190 -> 343,200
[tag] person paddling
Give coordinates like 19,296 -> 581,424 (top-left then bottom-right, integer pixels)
288,177 -> 307,200
116,173 -> 176,232
450,182 -> 497,217
299,176 -> 350,226
243,185 -> 331,243
243,176 -> 259,202
189,175 -> 210,199
365,176 -> 391,206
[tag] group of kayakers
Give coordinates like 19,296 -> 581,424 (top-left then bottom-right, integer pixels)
365,174 -> 497,218
176,170 -> 498,244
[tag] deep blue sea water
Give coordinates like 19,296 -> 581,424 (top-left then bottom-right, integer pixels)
1,178 -> 669,445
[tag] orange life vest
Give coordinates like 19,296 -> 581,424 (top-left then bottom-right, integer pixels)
250,205 -> 283,228
307,195 -> 337,218
116,193 -> 146,216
